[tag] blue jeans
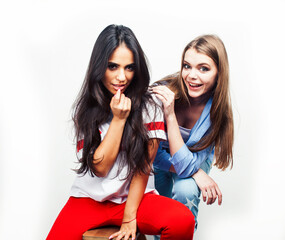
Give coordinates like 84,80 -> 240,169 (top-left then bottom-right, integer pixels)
154,158 -> 212,231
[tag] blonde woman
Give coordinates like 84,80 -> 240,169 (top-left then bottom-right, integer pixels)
152,35 -> 234,230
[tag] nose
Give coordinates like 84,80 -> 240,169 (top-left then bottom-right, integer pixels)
117,68 -> 126,81
188,69 -> 198,79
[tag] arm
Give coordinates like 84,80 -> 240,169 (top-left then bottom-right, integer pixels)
110,139 -> 160,240
153,86 -> 222,205
157,146 -> 222,205
93,89 -> 131,177
192,168 -> 222,205
152,86 -> 184,156
152,85 -> 211,177
170,144 -> 212,177
154,140 -> 212,177
154,135 -> 222,206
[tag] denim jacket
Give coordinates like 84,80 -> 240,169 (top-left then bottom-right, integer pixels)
153,97 -> 214,178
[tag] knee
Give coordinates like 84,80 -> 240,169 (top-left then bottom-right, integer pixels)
180,212 -> 195,236
162,209 -> 195,239
172,178 -> 201,221
173,178 -> 200,201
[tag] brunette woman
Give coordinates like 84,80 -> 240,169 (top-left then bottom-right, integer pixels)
47,25 -> 195,240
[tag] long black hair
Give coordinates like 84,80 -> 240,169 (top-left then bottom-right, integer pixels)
73,24 -> 154,177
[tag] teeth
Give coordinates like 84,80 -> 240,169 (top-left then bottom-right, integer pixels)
189,83 -> 201,87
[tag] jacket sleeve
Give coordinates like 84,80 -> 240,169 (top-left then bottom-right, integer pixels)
153,141 -> 214,178
169,144 -> 214,178
153,97 -> 214,177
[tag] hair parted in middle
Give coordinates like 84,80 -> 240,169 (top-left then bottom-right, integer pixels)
73,24 -> 155,178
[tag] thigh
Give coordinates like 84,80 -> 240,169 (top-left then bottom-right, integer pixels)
46,197 -> 113,240
172,176 -> 201,222
172,157 -> 212,230
154,167 -> 173,198
172,157 -> 212,214
137,193 -> 195,240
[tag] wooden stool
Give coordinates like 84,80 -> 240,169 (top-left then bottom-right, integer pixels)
82,226 -> 147,240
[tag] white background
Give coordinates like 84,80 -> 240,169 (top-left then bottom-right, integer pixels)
0,0 -> 285,239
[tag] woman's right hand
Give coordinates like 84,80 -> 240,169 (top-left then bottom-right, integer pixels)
110,89 -> 131,121
109,219 -> 137,240
152,86 -> 175,119
152,85 -> 184,156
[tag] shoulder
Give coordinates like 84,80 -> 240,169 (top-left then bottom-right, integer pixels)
143,93 -> 166,140
143,93 -> 163,122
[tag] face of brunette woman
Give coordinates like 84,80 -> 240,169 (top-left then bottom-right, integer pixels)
181,48 -> 218,100
102,44 -> 135,95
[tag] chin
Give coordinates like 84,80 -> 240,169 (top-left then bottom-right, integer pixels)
187,91 -> 201,99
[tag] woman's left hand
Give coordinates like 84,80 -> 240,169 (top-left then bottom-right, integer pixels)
192,169 -> 222,205
109,219 -> 137,240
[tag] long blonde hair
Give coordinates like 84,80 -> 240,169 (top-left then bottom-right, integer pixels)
167,35 -> 234,170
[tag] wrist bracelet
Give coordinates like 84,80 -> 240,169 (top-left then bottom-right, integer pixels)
122,217 -> 136,224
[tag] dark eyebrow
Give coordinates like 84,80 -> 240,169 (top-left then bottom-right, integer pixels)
108,62 -> 135,67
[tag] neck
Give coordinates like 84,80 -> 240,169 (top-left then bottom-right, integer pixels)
188,91 -> 212,107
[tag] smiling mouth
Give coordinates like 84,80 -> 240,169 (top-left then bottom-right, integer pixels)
189,83 -> 202,87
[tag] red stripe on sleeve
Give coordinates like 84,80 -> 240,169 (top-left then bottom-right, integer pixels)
77,139 -> 84,152
144,121 -> 165,131
76,130 -> 101,153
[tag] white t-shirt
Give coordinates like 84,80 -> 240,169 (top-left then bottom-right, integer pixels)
70,97 -> 166,204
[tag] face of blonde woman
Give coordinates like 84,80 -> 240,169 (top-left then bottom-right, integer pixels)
102,44 -> 135,95
182,48 -> 218,100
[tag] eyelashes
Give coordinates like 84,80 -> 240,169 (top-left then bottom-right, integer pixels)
107,63 -> 118,70
107,63 -> 135,71
183,63 -> 210,72
125,64 -> 135,71
200,66 -> 209,72
183,63 -> 190,69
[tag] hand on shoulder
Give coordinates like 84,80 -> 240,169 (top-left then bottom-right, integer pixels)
151,85 -> 176,119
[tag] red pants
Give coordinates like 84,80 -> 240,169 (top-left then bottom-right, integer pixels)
47,193 -> 195,240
